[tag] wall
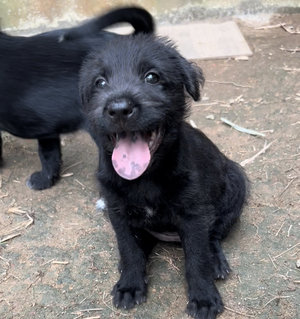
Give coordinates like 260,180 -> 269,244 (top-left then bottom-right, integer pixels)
0,0 -> 300,31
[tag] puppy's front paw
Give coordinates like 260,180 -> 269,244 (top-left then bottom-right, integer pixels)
186,286 -> 223,319
26,171 -> 55,190
112,275 -> 147,310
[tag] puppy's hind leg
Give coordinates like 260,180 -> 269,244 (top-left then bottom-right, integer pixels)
211,160 -> 248,279
216,160 -> 248,239
27,137 -> 62,190
210,239 -> 231,280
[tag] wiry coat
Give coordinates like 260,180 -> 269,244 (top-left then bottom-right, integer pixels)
80,34 -> 248,319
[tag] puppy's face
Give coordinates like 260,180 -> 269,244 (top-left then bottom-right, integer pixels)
80,34 -> 204,180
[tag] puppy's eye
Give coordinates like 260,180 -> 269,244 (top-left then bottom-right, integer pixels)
95,77 -> 107,88
145,72 -> 159,84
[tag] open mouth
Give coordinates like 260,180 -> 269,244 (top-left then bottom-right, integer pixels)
110,127 -> 163,180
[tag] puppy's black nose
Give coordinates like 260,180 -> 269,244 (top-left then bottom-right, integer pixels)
106,98 -> 134,121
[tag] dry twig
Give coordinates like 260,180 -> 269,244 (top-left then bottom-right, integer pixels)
51,261 -> 69,265
221,118 -> 265,137
278,177 -> 298,198
282,67 -> 300,72
261,295 -> 292,309
268,254 -> 277,269
280,47 -> 300,53
0,233 -> 21,243
75,179 -> 86,188
275,221 -> 285,236
287,225 -> 293,237
0,192 -> 8,199
255,23 -> 284,30
224,306 -> 255,317
240,141 -> 275,167
0,208 -> 34,242
71,308 -> 104,314
273,242 -> 300,260
206,80 -> 253,89
61,161 -> 82,174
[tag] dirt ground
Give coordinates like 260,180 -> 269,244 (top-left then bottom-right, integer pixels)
0,14 -> 299,319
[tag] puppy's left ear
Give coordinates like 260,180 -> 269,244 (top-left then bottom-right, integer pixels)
180,58 -> 205,101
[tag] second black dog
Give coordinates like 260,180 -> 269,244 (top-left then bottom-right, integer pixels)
80,34 -> 248,319
0,7 -> 153,190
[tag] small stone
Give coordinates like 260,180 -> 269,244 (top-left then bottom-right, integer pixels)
206,114 -> 215,120
96,198 -> 106,211
296,259 -> 300,269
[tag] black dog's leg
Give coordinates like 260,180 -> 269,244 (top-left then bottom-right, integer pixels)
109,212 -> 157,309
26,137 -> 61,190
0,131 -> 3,166
178,209 -> 224,319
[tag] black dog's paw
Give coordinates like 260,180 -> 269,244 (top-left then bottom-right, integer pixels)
111,276 -> 147,310
26,171 -> 55,190
186,287 -> 224,319
213,255 -> 231,280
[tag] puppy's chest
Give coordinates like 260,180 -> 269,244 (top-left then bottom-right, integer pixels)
126,205 -> 175,230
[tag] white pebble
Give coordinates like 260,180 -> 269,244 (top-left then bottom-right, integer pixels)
96,198 -> 106,211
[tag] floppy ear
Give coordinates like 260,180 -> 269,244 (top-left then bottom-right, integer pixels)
180,58 -> 205,101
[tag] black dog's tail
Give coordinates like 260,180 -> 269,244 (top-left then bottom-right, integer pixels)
60,7 -> 154,42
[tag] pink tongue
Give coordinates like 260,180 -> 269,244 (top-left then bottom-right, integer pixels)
112,133 -> 151,180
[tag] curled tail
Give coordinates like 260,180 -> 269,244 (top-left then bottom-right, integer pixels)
60,7 -> 154,42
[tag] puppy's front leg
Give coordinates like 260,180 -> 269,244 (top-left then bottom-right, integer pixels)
109,211 -> 149,310
179,210 -> 224,319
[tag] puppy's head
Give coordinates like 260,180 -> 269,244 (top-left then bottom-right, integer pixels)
80,34 -> 204,180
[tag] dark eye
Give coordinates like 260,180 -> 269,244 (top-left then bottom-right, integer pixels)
95,77 -> 107,88
145,72 -> 159,84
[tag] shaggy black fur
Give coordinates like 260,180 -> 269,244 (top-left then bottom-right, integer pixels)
0,7 -> 153,190
80,34 -> 248,319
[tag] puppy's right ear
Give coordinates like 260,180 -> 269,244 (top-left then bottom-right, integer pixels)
180,57 -> 205,102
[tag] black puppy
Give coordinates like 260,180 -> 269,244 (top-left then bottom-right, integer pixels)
80,34 -> 248,319
0,7 -> 153,190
